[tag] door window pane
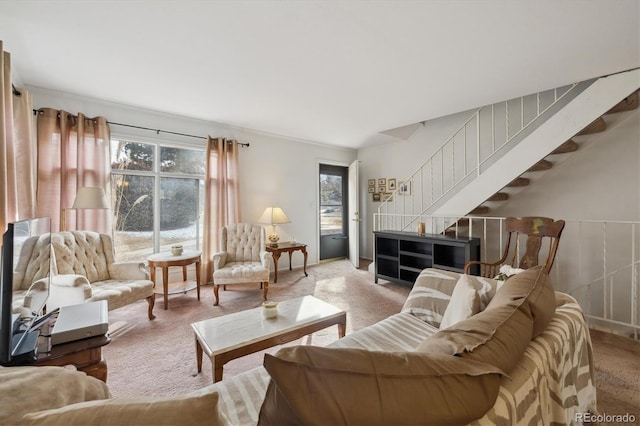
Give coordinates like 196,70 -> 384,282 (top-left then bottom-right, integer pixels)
320,173 -> 343,236
111,174 -> 154,261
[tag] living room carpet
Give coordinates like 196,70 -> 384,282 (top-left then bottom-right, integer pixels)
103,259 -> 639,421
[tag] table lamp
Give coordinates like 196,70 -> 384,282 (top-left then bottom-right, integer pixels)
61,187 -> 109,230
258,207 -> 290,246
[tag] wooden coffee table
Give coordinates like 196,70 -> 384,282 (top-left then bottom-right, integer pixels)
191,295 -> 346,382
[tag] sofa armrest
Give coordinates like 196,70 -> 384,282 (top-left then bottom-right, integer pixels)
109,262 -> 149,281
213,252 -> 227,270
260,251 -> 273,271
48,274 -> 93,310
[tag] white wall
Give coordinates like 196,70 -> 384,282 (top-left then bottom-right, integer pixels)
357,109 -> 476,258
28,87 -> 356,270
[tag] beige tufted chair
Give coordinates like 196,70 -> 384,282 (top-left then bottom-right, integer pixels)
48,231 -> 156,319
11,235 -> 51,317
212,223 -> 273,306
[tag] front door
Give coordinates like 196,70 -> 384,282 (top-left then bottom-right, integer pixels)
319,164 -> 348,261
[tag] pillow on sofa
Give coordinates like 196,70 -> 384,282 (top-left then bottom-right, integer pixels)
439,274 -> 481,329
401,269 -> 498,327
258,345 -> 503,426
416,299 -> 534,375
0,365 -> 111,425
21,391 -> 229,426
485,265 -> 555,338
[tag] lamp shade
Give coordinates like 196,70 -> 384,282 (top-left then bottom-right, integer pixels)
72,187 -> 109,209
258,207 -> 290,225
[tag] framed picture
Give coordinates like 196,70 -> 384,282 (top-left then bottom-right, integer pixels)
388,178 -> 397,191
383,193 -> 393,202
399,181 -> 411,195
377,178 -> 386,186
378,185 -> 386,193
372,193 -> 381,202
367,179 -> 375,187
368,186 -> 375,193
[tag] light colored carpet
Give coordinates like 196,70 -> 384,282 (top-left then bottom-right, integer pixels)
104,259 -> 408,397
103,259 -> 639,420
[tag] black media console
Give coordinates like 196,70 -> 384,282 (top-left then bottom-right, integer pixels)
374,231 -> 480,286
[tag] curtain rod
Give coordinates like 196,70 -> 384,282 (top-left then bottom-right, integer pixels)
31,108 -> 250,147
12,84 -> 22,96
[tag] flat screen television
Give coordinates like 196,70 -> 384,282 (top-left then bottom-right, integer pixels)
0,217 -> 51,365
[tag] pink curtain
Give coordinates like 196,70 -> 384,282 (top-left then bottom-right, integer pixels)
202,137 -> 241,284
0,41 -> 37,232
35,108 -> 111,233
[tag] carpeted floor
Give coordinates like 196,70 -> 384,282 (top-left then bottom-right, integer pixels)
103,259 -> 639,420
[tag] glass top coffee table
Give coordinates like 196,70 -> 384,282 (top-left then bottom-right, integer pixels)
191,295 -> 347,382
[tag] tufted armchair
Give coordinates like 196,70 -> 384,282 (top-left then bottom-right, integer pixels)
212,223 -> 273,306
47,231 -> 156,320
11,235 -> 51,317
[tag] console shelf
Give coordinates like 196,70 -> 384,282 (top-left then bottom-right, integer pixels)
374,231 -> 480,286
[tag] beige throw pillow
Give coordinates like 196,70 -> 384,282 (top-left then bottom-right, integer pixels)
486,265 -> 555,338
0,366 -> 111,425
417,300 -> 534,375
258,345 -> 503,426
439,274 -> 481,329
21,391 -> 229,426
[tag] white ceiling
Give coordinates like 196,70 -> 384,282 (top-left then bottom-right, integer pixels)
1,1 -> 639,149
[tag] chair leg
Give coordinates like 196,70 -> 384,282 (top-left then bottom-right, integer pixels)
263,282 -> 269,301
213,284 -> 220,306
147,294 -> 156,320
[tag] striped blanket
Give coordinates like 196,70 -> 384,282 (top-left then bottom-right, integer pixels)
202,289 -> 596,425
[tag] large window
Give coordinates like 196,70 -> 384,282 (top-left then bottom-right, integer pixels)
110,139 -> 205,261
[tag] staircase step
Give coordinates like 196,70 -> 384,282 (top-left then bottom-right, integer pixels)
469,205 -> 490,215
506,177 -> 530,187
527,160 -> 552,172
606,90 -> 639,114
453,218 -> 470,226
486,192 -> 509,202
551,139 -> 579,154
577,117 -> 606,135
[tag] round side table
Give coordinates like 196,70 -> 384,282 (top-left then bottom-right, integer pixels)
147,250 -> 202,310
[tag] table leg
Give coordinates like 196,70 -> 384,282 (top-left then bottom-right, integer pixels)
195,259 -> 201,301
162,266 -> 169,310
338,318 -> 347,338
182,265 -> 187,283
195,336 -> 203,373
288,251 -> 293,271
301,247 -> 309,277
272,252 -> 281,283
213,356 -> 223,383
150,266 -> 156,288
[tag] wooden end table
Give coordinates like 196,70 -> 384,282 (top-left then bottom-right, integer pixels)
265,242 -> 308,283
191,295 -> 346,382
147,250 -> 202,310
34,315 -> 110,382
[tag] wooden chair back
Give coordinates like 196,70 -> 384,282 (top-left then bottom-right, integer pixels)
464,216 -> 565,278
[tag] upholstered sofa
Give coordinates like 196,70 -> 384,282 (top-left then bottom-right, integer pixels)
2,267 -> 597,425
47,231 -> 156,320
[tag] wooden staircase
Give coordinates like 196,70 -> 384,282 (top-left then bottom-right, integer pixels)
445,90 -> 639,235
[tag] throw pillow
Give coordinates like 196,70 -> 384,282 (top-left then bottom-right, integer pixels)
416,299 -> 534,375
486,265 -> 555,338
439,274 -> 481,329
21,391 -> 230,426
258,345 -> 503,426
0,366 -> 111,425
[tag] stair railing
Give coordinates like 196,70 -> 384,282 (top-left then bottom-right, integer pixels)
374,82 -> 587,233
